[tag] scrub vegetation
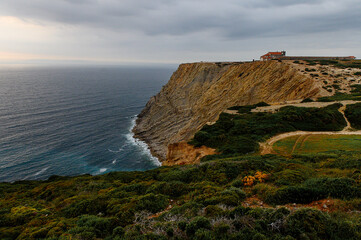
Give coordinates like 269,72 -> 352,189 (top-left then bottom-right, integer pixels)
190,103 -> 346,157
3,152 -> 361,239
317,84 -> 361,102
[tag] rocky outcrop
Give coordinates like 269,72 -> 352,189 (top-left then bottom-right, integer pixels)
133,61 -> 324,161
163,142 -> 217,166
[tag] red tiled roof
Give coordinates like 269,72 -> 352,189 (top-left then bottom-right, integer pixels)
268,52 -> 284,55
261,52 -> 284,58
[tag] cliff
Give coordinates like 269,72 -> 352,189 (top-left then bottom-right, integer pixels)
133,61 -> 324,161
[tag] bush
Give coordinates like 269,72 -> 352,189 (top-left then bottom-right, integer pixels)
228,102 -> 270,113
273,169 -> 308,186
186,216 -> 212,236
285,208 -> 329,239
136,193 -> 168,213
147,181 -> 189,197
345,103 -> 361,129
63,197 -> 109,217
112,226 -> 125,237
194,229 -> 215,240
204,205 -> 224,217
214,222 -> 230,235
303,177 -> 357,199
301,98 -> 314,103
252,183 -> 278,202
70,215 -> 115,238
266,186 -> 324,205
218,187 -> 247,206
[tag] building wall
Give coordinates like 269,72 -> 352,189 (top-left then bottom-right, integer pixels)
277,56 -> 356,60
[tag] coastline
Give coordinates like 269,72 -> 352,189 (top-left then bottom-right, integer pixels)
129,116 -> 162,167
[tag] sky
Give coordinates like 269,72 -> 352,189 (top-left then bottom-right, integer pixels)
0,0 -> 360,65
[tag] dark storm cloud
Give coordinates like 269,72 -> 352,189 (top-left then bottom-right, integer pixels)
0,0 -> 360,39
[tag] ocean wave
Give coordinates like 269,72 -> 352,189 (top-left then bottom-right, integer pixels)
125,116 -> 162,166
107,147 -> 125,153
34,167 -> 50,176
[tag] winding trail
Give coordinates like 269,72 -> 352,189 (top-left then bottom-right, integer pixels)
259,102 -> 361,155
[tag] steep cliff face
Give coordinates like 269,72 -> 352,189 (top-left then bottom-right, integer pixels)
133,61 -> 323,161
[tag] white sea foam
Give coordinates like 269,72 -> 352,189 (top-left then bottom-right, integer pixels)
34,167 -> 49,176
108,147 -> 124,153
99,168 -> 107,173
112,159 -> 117,164
126,116 -> 162,166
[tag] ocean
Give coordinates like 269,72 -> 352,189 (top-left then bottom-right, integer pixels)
0,65 -> 175,182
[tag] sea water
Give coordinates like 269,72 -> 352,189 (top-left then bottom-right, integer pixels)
0,65 -> 175,182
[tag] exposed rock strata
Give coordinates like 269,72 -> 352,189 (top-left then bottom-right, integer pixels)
133,61 -> 323,161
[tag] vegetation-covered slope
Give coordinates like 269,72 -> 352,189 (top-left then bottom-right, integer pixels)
2,152 -> 361,240
190,103 -> 346,157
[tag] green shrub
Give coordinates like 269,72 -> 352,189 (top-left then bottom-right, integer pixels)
204,205 -> 224,217
269,207 -> 290,223
147,181 -> 189,197
285,208 -> 329,239
231,179 -> 244,188
186,216 -> 212,236
218,187 -> 246,206
214,222 -> 230,235
301,98 -> 314,103
228,102 -> 270,113
136,193 -> 168,213
345,103 -> 361,129
252,232 -> 268,240
63,197 -> 109,217
178,221 -> 187,231
112,226 -> 125,237
266,186 -> 324,205
252,183 -> 278,202
69,215 -> 115,238
169,201 -> 204,217
273,169 -> 308,186
121,183 -> 149,195
194,229 -> 215,240
303,177 -> 357,199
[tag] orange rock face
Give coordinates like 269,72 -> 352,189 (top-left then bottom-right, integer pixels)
163,142 -> 217,166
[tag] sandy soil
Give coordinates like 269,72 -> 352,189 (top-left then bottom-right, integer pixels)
252,100 -> 361,113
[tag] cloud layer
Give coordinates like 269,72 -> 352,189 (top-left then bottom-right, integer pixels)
0,0 -> 360,64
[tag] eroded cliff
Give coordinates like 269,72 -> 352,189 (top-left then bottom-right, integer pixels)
133,61 -> 324,161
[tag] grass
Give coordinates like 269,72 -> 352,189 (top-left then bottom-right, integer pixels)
274,134 -> 361,155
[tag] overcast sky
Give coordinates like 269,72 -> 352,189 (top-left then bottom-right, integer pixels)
0,0 -> 360,65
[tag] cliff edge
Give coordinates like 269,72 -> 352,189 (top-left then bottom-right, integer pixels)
133,61 -> 324,161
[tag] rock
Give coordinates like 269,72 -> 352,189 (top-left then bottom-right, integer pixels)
163,141 -> 217,165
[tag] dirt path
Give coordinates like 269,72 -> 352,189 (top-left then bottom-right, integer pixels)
260,102 -> 361,155
252,100 -> 361,113
339,105 -> 352,131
